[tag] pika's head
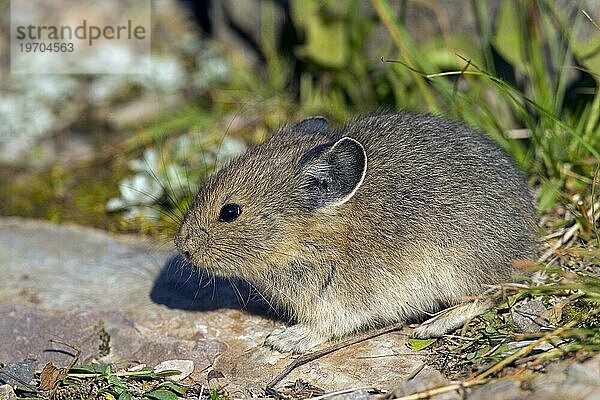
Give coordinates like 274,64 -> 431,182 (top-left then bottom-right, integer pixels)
174,117 -> 367,281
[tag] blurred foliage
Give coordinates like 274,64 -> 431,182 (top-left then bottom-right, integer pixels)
287,0 -> 600,214
2,0 -> 599,239
147,0 -> 599,224
109,0 -> 600,236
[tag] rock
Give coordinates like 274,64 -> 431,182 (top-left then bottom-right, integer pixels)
468,379 -> 526,400
468,355 -> 600,400
0,385 -> 17,400
8,217 -> 599,399
0,217 -> 425,396
527,354 -> 600,400
0,359 -> 36,387
325,389 -> 374,400
511,299 -> 549,333
390,368 -> 461,400
154,359 -> 194,381
0,304 -> 225,374
567,355 -> 600,385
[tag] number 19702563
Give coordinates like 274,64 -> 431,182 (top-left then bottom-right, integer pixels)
19,42 -> 74,52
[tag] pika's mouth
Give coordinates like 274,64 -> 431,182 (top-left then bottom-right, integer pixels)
179,249 -> 192,262
177,250 -> 240,279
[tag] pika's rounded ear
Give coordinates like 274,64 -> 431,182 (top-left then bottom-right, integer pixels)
292,116 -> 330,134
302,137 -> 367,208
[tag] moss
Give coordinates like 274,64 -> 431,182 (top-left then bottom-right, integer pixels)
0,158 -> 129,231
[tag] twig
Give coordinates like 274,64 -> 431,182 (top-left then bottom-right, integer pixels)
356,352 -> 424,359
405,362 -> 427,382
309,386 -> 373,400
265,322 -> 405,396
477,340 -> 507,361
381,57 -> 427,76
66,369 -> 181,379
379,361 -> 427,399
539,223 -> 579,263
387,378 -> 488,400
472,320 -> 576,381
48,339 -> 81,371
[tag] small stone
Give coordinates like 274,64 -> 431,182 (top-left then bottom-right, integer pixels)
0,385 -> 17,400
391,368 -> 460,400
511,299 -> 549,333
154,359 -> 194,381
127,364 -> 147,372
468,379 -> 525,400
0,359 -> 36,387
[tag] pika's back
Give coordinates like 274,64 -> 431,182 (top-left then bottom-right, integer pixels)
338,112 -> 537,277
343,112 -> 533,213
236,111 -> 537,269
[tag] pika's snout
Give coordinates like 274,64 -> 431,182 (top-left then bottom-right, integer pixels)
174,221 -> 207,261
173,230 -> 190,259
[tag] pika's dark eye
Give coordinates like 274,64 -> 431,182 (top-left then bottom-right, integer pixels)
219,203 -> 242,222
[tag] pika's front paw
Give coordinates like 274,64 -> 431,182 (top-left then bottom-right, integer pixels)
264,324 -> 327,353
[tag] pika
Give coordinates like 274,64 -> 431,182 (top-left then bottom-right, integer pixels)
175,112 -> 538,353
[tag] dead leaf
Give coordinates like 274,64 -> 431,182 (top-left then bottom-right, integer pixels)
39,362 -> 67,391
207,369 -> 225,382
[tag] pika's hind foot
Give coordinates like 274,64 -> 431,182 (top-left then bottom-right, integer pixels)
412,300 -> 494,338
265,324 -> 327,353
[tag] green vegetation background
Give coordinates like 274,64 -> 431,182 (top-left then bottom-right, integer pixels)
1,0 -> 599,242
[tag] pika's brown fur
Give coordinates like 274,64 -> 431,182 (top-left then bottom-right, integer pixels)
175,112 -> 538,352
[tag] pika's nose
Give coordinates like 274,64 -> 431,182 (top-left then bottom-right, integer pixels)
174,233 -> 192,260
174,225 -> 189,254
175,222 -> 208,260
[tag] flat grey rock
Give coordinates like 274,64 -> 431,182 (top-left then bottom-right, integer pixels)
0,384 -> 17,400
0,218 -> 425,396
511,299 -> 549,333
5,218 -> 597,399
